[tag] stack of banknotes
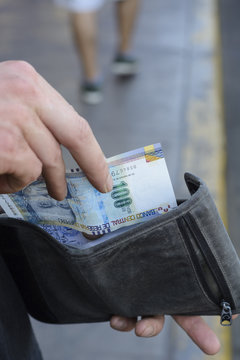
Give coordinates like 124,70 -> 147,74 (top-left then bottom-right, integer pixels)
0,143 -> 177,248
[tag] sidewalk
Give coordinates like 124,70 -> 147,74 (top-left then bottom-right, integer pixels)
0,0 -> 229,359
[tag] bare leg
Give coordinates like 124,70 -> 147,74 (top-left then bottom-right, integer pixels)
115,0 -> 140,54
112,0 -> 140,76
69,11 -> 99,81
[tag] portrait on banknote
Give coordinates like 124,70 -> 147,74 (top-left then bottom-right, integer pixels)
22,180 -> 76,224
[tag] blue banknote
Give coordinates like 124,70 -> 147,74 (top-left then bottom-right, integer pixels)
0,143 -> 177,238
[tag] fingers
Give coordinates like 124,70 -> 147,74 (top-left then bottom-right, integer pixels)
19,108 -> 67,200
0,127 -> 42,193
110,316 -> 137,332
173,315 -> 221,355
135,315 -> 165,337
111,314 -> 222,356
0,60 -> 112,198
0,102 -> 67,200
35,73 -> 113,193
63,116 -> 112,193
110,315 -> 165,337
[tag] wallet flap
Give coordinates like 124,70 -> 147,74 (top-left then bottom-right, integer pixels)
0,173 -> 239,324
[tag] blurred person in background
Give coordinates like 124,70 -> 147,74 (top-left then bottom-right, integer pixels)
53,0 -> 140,104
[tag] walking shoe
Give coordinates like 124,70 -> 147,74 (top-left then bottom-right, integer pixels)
112,53 -> 138,76
81,81 -> 103,105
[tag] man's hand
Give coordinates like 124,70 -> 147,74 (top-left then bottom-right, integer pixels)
0,61 -> 223,356
0,60 -> 112,199
110,315 -> 221,355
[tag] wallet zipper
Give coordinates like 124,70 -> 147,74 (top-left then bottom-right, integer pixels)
177,213 -> 234,326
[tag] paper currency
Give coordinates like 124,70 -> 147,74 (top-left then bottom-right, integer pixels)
39,223 -> 136,249
0,143 -> 177,236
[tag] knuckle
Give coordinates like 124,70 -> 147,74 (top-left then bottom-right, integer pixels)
14,76 -> 38,99
0,128 -> 18,155
69,117 -> 92,148
3,61 -> 39,99
96,156 -> 109,178
20,158 -> 42,187
26,163 -> 42,184
12,162 -> 42,192
5,60 -> 37,79
45,145 -> 63,168
13,103 -> 30,121
6,103 -> 34,129
93,151 -> 109,175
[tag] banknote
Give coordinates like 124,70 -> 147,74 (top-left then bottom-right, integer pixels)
0,143 -> 177,236
39,223 -> 136,249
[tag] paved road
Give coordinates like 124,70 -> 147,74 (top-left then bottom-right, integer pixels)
1,0 -> 238,359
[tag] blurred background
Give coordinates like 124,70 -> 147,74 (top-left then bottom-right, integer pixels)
0,0 -> 240,359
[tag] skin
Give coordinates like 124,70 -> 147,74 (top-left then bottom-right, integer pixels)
116,0 -> 140,54
0,60 -> 113,197
0,60 -> 223,355
69,0 -> 139,81
110,315 -> 221,355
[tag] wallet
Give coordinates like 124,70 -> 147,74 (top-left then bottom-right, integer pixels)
0,173 -> 239,326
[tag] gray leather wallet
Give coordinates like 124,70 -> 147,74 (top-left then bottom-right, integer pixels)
0,173 -> 239,326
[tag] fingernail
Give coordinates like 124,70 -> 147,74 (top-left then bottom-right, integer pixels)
105,173 -> 113,193
112,318 -> 127,330
142,326 -> 154,337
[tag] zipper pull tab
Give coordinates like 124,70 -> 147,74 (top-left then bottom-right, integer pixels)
220,300 -> 232,326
